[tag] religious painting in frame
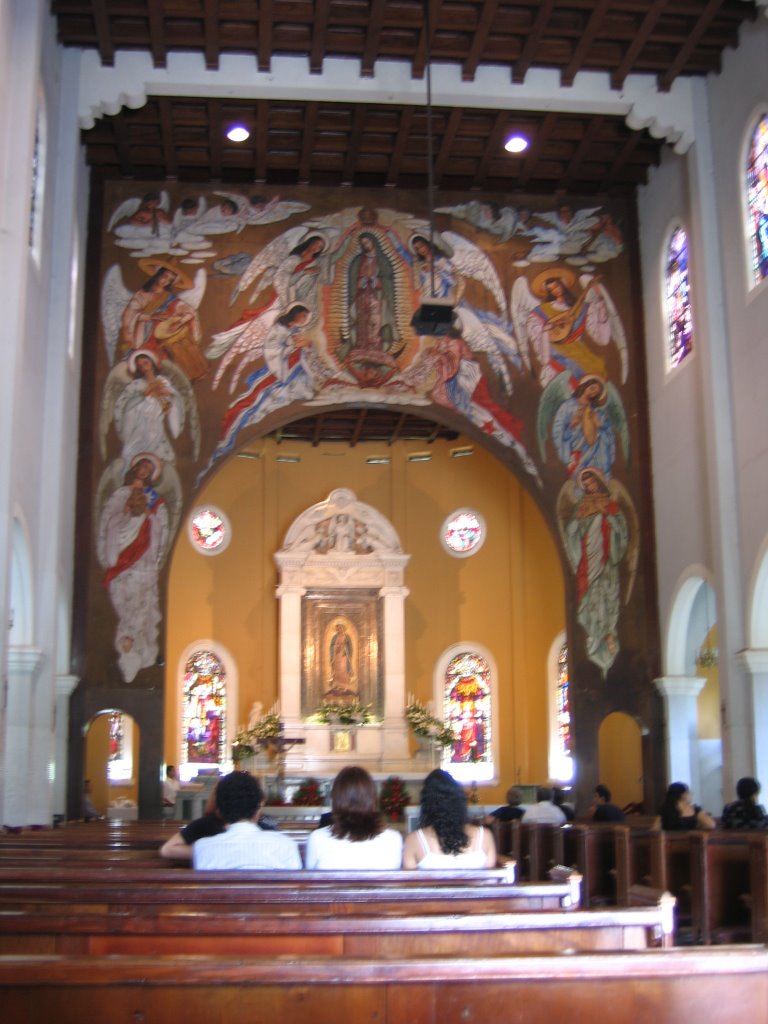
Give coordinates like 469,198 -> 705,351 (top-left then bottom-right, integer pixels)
301,588 -> 383,718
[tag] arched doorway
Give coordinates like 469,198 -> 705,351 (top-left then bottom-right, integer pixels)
598,712 -> 643,811
83,710 -> 140,819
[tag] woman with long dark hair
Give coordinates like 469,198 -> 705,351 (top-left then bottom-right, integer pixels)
659,781 -> 715,831
304,765 -> 403,869
402,769 -> 496,869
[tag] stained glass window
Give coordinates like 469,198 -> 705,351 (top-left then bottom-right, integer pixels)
553,642 -> 574,782
182,650 -> 227,767
747,113 -> 768,286
441,508 -> 486,557
106,711 -> 133,782
442,651 -> 493,782
664,226 -> 693,369
188,506 -> 230,554
28,103 -> 45,263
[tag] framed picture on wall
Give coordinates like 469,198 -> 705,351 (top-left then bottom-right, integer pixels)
301,588 -> 383,717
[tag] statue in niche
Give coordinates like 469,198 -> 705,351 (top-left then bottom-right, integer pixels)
323,620 -> 359,704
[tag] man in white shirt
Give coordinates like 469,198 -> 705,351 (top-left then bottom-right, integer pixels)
521,786 -> 567,825
193,771 -> 302,871
162,765 -> 181,818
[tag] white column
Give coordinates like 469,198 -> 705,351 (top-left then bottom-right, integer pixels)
276,583 -> 305,725
53,673 -> 78,819
3,646 -> 43,826
737,649 -> 768,788
655,675 -> 706,794
380,583 -> 410,758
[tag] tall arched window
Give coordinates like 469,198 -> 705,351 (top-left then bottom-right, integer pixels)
664,226 -> 693,370
554,641 -> 574,782
440,649 -> 494,783
181,650 -> 227,772
746,113 -> 768,287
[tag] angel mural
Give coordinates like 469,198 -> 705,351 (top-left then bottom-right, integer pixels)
558,466 -> 639,675
407,228 -> 529,393
207,230 -> 330,393
515,205 -> 601,265
100,259 -> 208,381
412,326 -> 541,485
537,372 -> 628,480
96,453 -> 171,683
108,191 -> 172,243
202,303 -> 317,474
434,200 -> 535,244
99,348 -> 200,472
511,267 -> 627,389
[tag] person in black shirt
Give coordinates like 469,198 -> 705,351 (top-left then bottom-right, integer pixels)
721,776 -> 768,830
485,786 -> 526,824
660,781 -> 715,831
590,784 -> 625,823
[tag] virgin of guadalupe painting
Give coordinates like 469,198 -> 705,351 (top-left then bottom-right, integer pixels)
301,589 -> 382,716
324,618 -> 358,703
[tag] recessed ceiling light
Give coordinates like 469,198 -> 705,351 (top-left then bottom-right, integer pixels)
227,125 -> 250,143
504,134 -> 529,154
407,452 -> 432,463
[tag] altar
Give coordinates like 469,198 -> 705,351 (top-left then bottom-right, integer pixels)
272,488 -> 415,777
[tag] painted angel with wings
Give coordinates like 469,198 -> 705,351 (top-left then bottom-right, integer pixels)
558,467 -> 639,675
96,452 -> 180,683
107,190 -> 172,241
206,228 -> 331,392
100,259 -> 207,380
511,268 -> 627,389
407,226 -> 528,393
537,372 -> 628,479
99,347 -> 200,473
213,190 -> 311,228
521,205 -> 601,264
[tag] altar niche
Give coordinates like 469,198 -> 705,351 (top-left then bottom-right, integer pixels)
275,488 -> 411,774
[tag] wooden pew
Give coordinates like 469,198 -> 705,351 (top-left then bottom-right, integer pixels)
0,901 -> 675,956
517,823 -> 565,881
561,823 -> 627,907
0,947 -> 766,1023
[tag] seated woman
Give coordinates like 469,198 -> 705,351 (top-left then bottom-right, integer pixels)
304,765 -> 403,869
721,776 -> 768,829
659,781 -> 715,831
402,768 -> 497,869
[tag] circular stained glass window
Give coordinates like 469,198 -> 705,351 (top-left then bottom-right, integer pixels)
188,506 -> 231,555
441,508 -> 486,558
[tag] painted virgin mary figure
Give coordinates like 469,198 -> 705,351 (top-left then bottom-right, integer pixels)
324,621 -> 358,702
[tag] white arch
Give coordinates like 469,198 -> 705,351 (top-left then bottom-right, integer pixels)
665,564 -> 715,676
175,639 -> 238,780
9,511 -> 34,646
747,534 -> 768,648
432,641 -> 499,785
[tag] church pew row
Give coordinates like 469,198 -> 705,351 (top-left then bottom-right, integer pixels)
0,901 -> 674,957
0,947 -> 766,1024
0,876 -> 579,916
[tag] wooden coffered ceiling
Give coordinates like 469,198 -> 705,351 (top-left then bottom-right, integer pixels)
53,1 -> 758,196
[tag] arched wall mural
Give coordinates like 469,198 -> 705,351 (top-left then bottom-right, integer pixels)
71,183 -> 664,811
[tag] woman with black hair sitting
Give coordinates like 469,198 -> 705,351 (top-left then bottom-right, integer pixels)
402,768 -> 496,869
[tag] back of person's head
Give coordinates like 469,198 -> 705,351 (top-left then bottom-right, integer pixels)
660,781 -> 689,817
215,771 -> 264,824
552,786 -> 569,807
419,768 -> 469,855
330,765 -> 383,842
505,786 -> 523,806
536,786 -> 553,804
737,776 -> 761,801
595,784 -> 611,803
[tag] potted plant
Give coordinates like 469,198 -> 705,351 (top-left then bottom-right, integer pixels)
379,775 -> 410,822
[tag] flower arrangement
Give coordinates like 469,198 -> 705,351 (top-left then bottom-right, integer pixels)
232,710 -> 282,761
379,775 -> 410,822
292,778 -> 325,806
310,701 -> 373,727
696,646 -> 719,670
405,696 -> 456,748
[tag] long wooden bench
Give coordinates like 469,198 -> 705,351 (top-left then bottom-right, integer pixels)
0,947 -> 765,1023
0,901 -> 674,956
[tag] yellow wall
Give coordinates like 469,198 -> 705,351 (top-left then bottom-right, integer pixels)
597,711 -> 644,810
165,435 -> 565,804
697,627 -> 721,740
84,712 -> 140,816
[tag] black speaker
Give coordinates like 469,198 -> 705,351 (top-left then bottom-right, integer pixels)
410,302 -> 456,336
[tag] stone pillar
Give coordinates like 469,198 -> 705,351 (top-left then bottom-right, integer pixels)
655,675 -> 706,794
276,581 -> 305,725
54,674 -> 78,820
380,582 -> 410,758
3,646 -> 43,826
736,649 -> 768,788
